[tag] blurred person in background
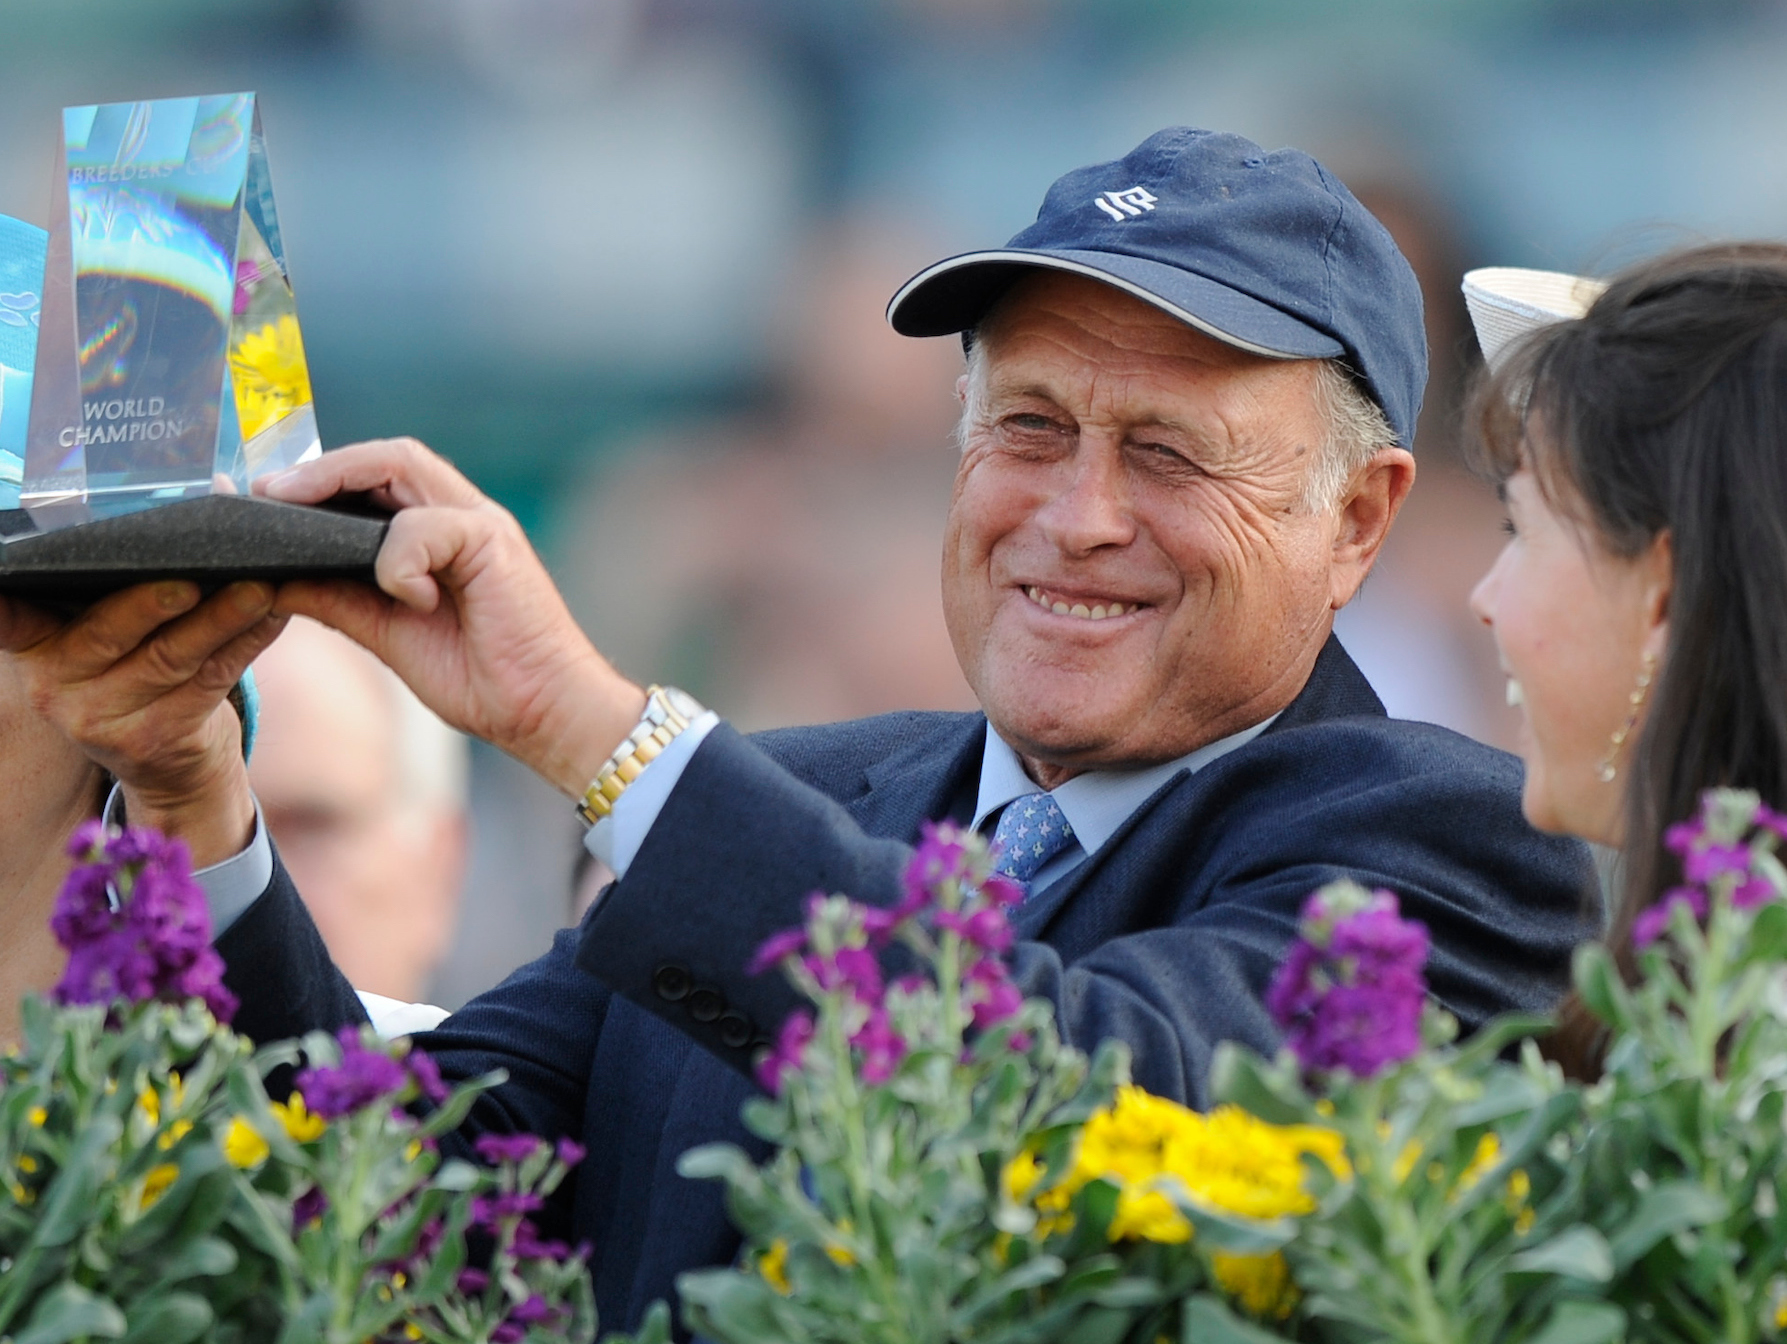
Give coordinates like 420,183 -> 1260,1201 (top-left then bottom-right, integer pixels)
561,215 -> 975,728
249,615 -> 469,1003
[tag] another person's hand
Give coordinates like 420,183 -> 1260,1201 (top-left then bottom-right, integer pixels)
260,439 -> 646,797
0,582 -> 283,866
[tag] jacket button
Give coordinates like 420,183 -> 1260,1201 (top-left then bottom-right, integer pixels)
718,1012 -> 752,1049
652,963 -> 692,1002
687,987 -> 725,1023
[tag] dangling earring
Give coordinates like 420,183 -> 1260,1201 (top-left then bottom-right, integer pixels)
1597,650 -> 1657,784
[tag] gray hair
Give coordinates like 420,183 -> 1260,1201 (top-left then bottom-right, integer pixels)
955,336 -> 1398,511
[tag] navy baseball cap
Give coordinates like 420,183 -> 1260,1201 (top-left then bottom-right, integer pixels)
886,127 -> 1427,450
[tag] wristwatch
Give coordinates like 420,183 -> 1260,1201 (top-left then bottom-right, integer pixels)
575,684 -> 706,827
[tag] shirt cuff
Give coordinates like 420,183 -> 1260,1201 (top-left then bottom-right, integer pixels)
582,710 -> 720,878
101,783 -> 273,940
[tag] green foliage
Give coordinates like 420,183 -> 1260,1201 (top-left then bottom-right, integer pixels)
0,1000 -> 594,1343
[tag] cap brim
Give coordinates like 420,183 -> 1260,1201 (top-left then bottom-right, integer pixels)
886,248 -> 1344,361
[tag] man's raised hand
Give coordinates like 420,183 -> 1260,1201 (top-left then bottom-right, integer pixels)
0,581 -> 280,867
259,438 -> 646,798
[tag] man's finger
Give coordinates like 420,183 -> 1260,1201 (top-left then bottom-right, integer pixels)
256,438 -> 485,512
274,579 -> 396,660
79,582 -> 275,711
195,613 -> 288,694
0,593 -> 66,652
28,582 -> 202,683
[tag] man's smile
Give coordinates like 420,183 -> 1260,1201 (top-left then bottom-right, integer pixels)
1019,584 -> 1146,622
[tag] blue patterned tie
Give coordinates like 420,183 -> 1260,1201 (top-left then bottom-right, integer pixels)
990,792 -> 1078,895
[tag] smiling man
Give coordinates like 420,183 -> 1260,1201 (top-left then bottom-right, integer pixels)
10,128 -> 1595,1333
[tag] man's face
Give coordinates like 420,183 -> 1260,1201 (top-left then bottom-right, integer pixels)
942,271 -> 1353,777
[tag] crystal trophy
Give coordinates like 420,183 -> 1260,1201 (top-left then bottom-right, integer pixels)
0,214 -> 45,516
0,93 -> 384,605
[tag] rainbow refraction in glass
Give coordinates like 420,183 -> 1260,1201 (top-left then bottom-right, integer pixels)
0,215 -> 45,509
22,93 -> 319,529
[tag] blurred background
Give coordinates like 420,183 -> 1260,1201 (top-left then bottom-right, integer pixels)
6,0 -> 1784,1006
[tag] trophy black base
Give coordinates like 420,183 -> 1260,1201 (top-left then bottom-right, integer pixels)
0,495 -> 388,607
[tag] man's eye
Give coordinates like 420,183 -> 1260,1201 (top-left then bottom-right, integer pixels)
1006,414 -> 1058,432
1500,516 -> 1517,538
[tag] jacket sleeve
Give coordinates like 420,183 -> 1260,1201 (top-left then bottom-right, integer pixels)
217,846 -> 369,1046
575,722 -> 1596,1109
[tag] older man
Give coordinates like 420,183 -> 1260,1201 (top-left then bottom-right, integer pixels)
7,129 -> 1592,1331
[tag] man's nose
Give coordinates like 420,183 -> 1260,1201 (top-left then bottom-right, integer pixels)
1468,556 -> 1501,627
1034,441 -> 1137,556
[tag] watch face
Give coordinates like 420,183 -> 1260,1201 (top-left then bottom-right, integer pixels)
663,686 -> 704,719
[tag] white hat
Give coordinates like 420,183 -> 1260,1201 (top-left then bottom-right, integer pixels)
1461,267 -> 1608,372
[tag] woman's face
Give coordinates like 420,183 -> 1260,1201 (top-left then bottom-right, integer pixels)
1470,466 -> 1669,846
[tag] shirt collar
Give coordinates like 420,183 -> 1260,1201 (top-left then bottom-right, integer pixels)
971,714 -> 1279,857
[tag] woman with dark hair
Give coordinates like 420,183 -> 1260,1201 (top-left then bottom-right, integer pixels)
1467,242 -> 1787,1076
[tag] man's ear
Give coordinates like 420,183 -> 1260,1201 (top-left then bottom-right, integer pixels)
955,373 -> 969,406
1329,447 -> 1417,610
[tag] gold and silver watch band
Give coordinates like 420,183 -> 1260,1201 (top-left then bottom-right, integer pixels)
575,684 -> 706,827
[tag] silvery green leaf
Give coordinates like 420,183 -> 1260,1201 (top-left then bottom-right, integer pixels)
1522,1298 -> 1626,1344
1207,1042 -> 1309,1125
1510,1225 -> 1614,1282
117,1291 -> 212,1344
1177,1293 -> 1289,1344
11,1282 -> 127,1344
1574,943 -> 1634,1032
31,1111 -> 122,1247
1610,1180 -> 1728,1269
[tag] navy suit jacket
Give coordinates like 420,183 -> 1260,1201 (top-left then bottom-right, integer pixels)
217,636 -> 1595,1335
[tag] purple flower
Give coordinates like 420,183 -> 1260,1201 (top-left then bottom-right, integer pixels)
749,928 -> 808,976
51,825 -> 236,1022
903,821 -> 975,906
406,1047 -> 448,1104
981,875 -> 1025,910
851,1006 -> 908,1083
292,1185 -> 328,1232
1664,819 -> 1706,859
475,1133 -> 545,1166
472,1191 -> 545,1228
491,1323 -> 524,1344
936,906 -> 1014,953
1267,885 -> 1429,1077
755,1009 -> 815,1095
296,1028 -> 410,1119
512,1219 -> 573,1261
964,958 -> 1024,1031
1683,844 -> 1751,886
455,1267 -> 490,1295
1633,886 -> 1710,948
556,1138 -> 587,1168
509,1295 -> 555,1325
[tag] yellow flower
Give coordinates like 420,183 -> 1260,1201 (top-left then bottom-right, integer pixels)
1212,1250 -> 1298,1320
824,1219 -> 856,1266
272,1093 -> 327,1143
223,1116 -> 270,1169
230,314 -> 313,442
1391,1140 -> 1423,1185
141,1163 -> 178,1208
1003,1150 -> 1044,1203
405,1325 -> 424,1341
17,1155 -> 37,1175
759,1239 -> 790,1294
26,1106 -> 46,1127
137,1086 -> 160,1126
405,1139 -> 423,1163
1055,1087 -> 1346,1245
1452,1133 -> 1500,1198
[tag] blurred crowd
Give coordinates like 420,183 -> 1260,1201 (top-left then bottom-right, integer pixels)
5,0 -> 1785,1005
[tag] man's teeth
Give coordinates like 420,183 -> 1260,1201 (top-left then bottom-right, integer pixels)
1505,677 -> 1525,707
1025,586 -> 1132,620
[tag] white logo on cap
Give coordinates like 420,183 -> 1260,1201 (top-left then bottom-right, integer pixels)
1094,187 -> 1158,221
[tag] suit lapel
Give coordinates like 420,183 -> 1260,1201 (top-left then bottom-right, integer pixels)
1016,634 -> 1386,942
845,715 -> 986,841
